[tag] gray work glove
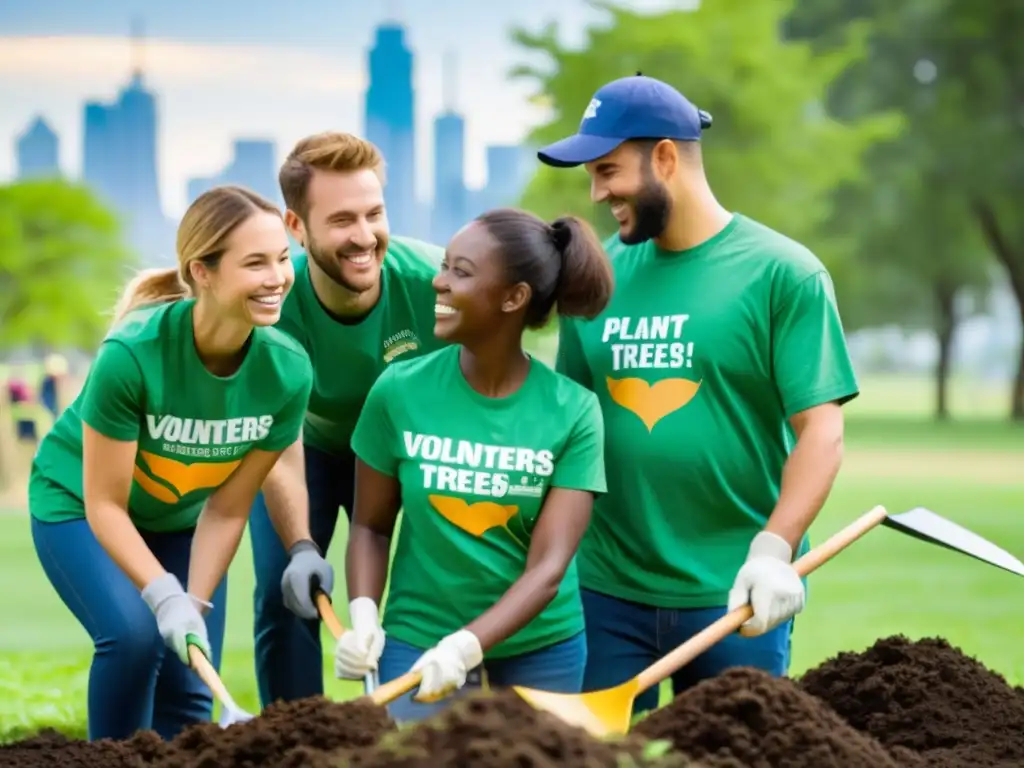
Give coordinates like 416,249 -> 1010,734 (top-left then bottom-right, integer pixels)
141,572 -> 211,665
281,539 -> 334,620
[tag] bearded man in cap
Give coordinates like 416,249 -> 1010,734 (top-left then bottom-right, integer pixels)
536,74 -> 860,716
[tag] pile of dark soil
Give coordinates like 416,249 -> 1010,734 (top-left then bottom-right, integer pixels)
153,694 -> 395,767
0,729 -> 163,768
0,696 -> 395,768
344,689 -> 679,768
632,666 -> 917,768
3,635 -> 1021,767
800,634 -> 1024,767
0,692 -> 675,768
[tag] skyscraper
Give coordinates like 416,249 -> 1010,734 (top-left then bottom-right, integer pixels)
15,116 -> 60,179
80,20 -> 170,265
185,139 -> 280,207
431,51 -> 466,244
485,144 -> 532,208
82,102 -> 115,202
114,73 -> 163,217
364,23 -> 416,236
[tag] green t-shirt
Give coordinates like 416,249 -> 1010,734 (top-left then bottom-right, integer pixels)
276,236 -> 448,456
29,299 -> 313,532
556,213 -> 860,609
351,345 -> 607,658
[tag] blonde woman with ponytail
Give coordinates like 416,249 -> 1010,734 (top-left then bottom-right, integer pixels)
28,185 -> 316,742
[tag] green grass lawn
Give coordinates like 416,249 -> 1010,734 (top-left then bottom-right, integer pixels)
0,375 -> 1021,742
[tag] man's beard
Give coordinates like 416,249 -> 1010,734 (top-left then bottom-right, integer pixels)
306,234 -> 382,294
619,178 -> 671,246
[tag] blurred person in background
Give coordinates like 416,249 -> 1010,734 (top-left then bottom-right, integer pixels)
7,371 -> 36,444
249,131 -> 449,707
27,185 -> 314,741
536,74 -> 859,717
335,209 -> 613,722
4,370 -> 38,492
39,353 -> 69,421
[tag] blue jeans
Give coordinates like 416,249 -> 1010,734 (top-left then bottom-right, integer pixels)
250,443 -> 355,707
378,632 -> 587,723
580,588 -> 792,717
30,516 -> 228,741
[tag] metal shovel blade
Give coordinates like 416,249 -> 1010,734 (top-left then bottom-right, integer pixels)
882,507 -> 1024,577
364,670 -> 379,695
217,702 -> 255,727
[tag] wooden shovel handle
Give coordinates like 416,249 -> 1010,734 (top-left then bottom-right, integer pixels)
316,592 -> 380,695
187,641 -> 238,710
634,504 -> 889,693
370,670 -> 422,706
316,592 -> 345,639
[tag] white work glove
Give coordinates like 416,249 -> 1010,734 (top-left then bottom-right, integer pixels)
141,572 -> 212,666
334,597 -> 386,679
411,629 -> 483,702
727,530 -> 805,637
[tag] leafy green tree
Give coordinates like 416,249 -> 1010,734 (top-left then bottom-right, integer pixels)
509,0 -> 900,275
788,0 -> 1023,419
935,0 -> 1024,420
0,179 -> 138,352
836,169 -> 990,419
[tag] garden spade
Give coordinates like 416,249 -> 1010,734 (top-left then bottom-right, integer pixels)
186,634 -> 254,727
512,504 -> 1024,737
315,592 -> 379,694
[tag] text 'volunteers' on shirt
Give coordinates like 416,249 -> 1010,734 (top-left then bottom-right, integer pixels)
30,299 -> 314,532
350,344 -> 608,658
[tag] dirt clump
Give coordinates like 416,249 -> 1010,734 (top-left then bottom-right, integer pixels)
152,695 -> 394,766
0,728 -> 159,768
6,635 -> 1021,767
345,688 -> 682,768
632,666 -> 914,767
0,696 -> 395,768
800,635 -> 1024,767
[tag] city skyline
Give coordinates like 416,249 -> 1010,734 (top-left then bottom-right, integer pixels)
0,1 -> 690,217
8,17 -> 541,265
3,23 -> 538,220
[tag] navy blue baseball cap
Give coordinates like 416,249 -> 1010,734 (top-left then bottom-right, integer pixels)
537,74 -> 712,168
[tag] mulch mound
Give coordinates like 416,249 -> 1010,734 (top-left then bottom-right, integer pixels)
0,729 -> 159,768
2,635 -> 1021,767
0,696 -> 394,768
632,666 -> 914,767
0,691 -> 672,768
345,689 -> 678,767
799,634 -> 1024,767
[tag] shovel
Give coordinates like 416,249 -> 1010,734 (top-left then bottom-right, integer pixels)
513,504 -> 1024,737
315,592 -> 379,694
186,634 -> 254,727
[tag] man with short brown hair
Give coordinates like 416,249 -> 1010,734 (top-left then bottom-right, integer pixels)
252,131 -> 448,707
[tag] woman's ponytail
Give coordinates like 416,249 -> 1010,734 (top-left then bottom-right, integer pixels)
550,215 -> 614,320
110,267 -> 190,325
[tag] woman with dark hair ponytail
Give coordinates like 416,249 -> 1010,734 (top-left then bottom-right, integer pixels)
334,207 -> 614,722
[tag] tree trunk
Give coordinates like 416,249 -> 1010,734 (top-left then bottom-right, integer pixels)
971,200 -> 1024,421
934,281 -> 957,421
1012,324 -> 1024,421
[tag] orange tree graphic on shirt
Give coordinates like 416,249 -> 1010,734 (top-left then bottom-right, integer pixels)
133,452 -> 241,503
131,413 -> 273,502
601,313 -> 702,432
403,430 -> 555,546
